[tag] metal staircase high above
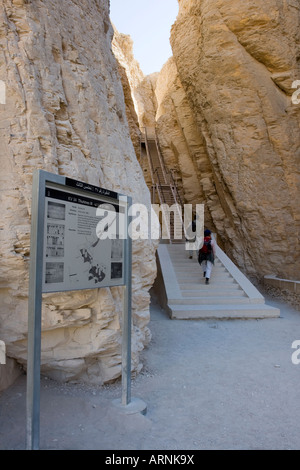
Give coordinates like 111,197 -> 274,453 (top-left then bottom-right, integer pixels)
140,128 -> 184,243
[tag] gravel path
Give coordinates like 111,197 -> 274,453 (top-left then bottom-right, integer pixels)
0,292 -> 300,450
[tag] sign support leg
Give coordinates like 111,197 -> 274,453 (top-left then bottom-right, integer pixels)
122,233 -> 132,406
113,196 -> 147,415
26,171 -> 45,450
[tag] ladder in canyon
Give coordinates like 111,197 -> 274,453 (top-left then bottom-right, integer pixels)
140,128 -> 185,243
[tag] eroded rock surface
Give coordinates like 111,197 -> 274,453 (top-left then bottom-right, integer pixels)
166,0 -> 300,280
0,0 -> 157,385
114,1 -> 300,282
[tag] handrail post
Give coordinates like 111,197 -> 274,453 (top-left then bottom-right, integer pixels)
154,130 -> 168,185
142,127 -> 155,185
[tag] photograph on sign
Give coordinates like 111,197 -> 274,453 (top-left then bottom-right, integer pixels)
42,185 -> 126,293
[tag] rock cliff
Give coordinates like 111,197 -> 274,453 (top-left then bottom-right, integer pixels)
112,28 -> 159,136
169,0 -> 300,280
0,0 -> 157,385
112,28 -> 143,159
147,0 -> 300,281
1,0 -> 300,389
154,57 -> 215,229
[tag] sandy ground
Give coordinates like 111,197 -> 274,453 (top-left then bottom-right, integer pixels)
0,291 -> 300,451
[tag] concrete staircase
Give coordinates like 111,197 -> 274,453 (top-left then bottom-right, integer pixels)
156,243 -> 280,320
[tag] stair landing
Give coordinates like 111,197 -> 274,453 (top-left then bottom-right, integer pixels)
157,243 -> 280,320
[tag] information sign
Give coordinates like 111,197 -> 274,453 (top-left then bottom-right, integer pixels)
26,170 -> 133,450
43,181 -> 126,292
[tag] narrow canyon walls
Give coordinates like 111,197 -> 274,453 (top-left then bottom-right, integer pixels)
113,1 -> 300,282
168,0 -> 300,280
0,0 -> 157,385
154,57 -> 215,230
112,28 -> 143,158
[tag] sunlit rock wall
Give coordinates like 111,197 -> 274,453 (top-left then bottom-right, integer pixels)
112,27 -> 158,134
112,27 -> 143,159
0,0 -> 157,385
154,57 -> 215,229
168,0 -> 300,280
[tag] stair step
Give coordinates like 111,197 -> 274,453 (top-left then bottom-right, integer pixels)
181,289 -> 245,296
172,266 -> 227,272
178,276 -> 238,282
179,288 -> 243,296
171,261 -> 225,268
172,263 -> 225,269
168,304 -> 280,320
176,277 -> 237,285
169,296 -> 253,305
177,277 -> 235,284
175,268 -> 231,274
175,269 -> 231,276
157,241 -> 280,320
178,280 -> 238,287
179,280 -> 241,287
171,261 -> 225,267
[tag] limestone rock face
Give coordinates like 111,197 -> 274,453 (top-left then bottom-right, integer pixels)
112,28 -> 158,133
0,0 -> 157,384
112,28 -> 144,159
135,73 -> 159,132
168,0 -> 300,280
154,58 -> 214,228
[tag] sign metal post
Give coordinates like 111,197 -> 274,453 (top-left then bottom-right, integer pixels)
26,170 -> 43,450
121,195 -> 132,406
26,170 -> 136,449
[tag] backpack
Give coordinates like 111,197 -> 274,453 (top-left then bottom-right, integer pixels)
200,236 -> 212,254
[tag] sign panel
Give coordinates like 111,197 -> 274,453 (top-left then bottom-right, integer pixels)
42,180 -> 126,293
27,170 -> 133,450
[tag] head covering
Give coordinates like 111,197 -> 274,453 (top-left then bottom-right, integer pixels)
204,229 -> 211,237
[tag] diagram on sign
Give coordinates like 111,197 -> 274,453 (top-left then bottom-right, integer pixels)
69,236 -> 107,286
43,186 -> 125,292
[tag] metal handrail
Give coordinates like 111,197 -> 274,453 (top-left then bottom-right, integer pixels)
143,127 -> 155,185
154,168 -> 166,203
154,183 -> 172,243
143,127 -> 187,242
154,131 -> 168,184
168,169 -> 183,207
165,169 -> 185,241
